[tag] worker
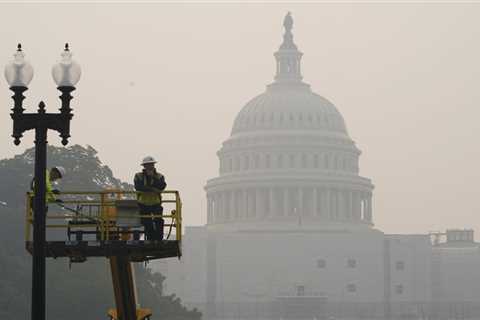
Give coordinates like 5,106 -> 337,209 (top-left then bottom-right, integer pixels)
30,166 -> 66,204
134,156 -> 167,241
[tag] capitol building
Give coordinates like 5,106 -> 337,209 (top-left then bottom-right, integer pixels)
156,14 -> 480,320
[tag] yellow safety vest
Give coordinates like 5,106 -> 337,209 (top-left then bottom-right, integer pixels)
136,173 -> 163,205
30,170 -> 56,203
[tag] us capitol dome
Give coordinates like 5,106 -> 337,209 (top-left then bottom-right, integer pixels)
205,13 -> 374,230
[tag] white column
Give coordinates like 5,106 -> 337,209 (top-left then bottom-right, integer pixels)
207,195 -> 213,224
350,192 -> 355,220
230,190 -> 236,221
269,188 -> 275,217
352,192 -> 360,220
248,189 -> 255,219
215,193 -> 222,222
347,191 -> 353,220
361,194 -> 366,221
284,187 -> 289,217
242,189 -> 248,219
298,187 -> 304,218
255,188 -> 262,219
340,190 -> 347,220
325,189 -> 331,219
220,191 -> 228,222
227,191 -> 232,221
333,190 -> 339,220
339,190 -> 344,220
312,187 -> 318,217
330,190 -> 335,219
366,194 -> 373,222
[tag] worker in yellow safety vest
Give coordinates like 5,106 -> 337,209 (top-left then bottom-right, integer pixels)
30,166 -> 66,205
134,156 -> 167,241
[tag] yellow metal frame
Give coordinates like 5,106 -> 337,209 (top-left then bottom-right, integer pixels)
107,307 -> 152,320
25,190 -> 182,243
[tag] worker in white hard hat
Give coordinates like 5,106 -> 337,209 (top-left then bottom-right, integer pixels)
134,156 -> 167,241
30,166 -> 66,204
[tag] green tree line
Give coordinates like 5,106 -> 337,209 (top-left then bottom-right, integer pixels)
0,145 -> 201,320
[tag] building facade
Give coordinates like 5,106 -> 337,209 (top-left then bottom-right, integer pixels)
154,14 -> 480,320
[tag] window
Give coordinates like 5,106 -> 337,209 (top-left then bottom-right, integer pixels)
244,155 -> 249,170
314,154 -> 319,168
395,285 -> 404,294
289,154 -> 295,168
347,284 -> 357,293
347,259 -> 357,268
234,157 -> 239,171
219,160 -> 224,173
317,259 -> 326,269
296,285 -> 305,296
277,154 -> 283,168
396,261 -> 405,271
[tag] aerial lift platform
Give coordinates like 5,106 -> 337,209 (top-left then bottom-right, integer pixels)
25,190 -> 182,320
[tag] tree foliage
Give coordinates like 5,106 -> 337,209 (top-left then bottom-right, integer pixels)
0,145 -> 201,320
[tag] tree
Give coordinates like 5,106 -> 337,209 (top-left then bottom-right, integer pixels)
0,145 -> 201,320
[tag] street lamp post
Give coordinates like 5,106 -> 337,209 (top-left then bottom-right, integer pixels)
4,43 -> 81,320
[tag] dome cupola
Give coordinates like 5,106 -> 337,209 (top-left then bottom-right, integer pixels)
205,13 -> 374,230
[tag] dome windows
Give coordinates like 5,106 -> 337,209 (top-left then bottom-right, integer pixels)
277,154 -> 284,168
243,155 -> 249,170
289,154 -> 295,168
314,154 -> 319,169
219,148 -> 359,174
301,154 -> 307,169
254,154 -> 260,169
234,157 -> 240,171
265,154 -> 271,169
325,154 -> 330,170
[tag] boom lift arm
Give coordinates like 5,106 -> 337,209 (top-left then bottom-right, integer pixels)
108,256 -> 151,320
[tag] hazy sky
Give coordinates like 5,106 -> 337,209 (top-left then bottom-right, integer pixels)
0,3 -> 479,235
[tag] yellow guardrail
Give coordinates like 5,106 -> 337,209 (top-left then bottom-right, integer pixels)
25,190 -> 182,243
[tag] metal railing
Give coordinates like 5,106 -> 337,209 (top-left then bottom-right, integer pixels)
25,190 -> 182,243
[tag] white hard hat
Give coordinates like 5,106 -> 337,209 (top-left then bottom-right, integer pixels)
53,166 -> 66,178
141,156 -> 157,166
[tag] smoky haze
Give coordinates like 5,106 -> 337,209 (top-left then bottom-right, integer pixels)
0,3 -> 479,236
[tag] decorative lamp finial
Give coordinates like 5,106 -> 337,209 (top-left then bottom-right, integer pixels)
38,101 -> 46,114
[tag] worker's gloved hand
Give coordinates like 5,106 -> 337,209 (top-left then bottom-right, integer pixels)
55,199 -> 64,203
52,189 -> 61,195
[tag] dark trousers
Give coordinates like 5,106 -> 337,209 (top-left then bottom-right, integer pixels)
138,203 -> 164,240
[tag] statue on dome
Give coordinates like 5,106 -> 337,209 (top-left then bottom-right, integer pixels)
283,12 -> 293,32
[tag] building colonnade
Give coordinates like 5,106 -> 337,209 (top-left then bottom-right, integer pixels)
206,186 -> 372,225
